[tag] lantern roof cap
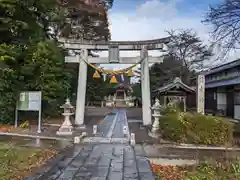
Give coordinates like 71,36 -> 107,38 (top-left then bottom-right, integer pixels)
60,98 -> 74,109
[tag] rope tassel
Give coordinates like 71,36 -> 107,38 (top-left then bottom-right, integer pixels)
127,70 -> 134,77
110,75 -> 118,84
93,70 -> 101,79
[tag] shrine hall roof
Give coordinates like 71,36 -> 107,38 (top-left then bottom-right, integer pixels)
154,77 -> 195,93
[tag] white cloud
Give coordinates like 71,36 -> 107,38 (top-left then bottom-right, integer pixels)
109,0 -> 209,41
102,0 -> 240,72
102,0 -> 210,70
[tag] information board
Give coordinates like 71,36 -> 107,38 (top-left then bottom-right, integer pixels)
15,91 -> 42,133
18,91 -> 42,111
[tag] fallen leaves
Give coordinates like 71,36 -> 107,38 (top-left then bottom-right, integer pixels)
0,143 -> 57,180
0,125 -> 14,132
151,164 -> 185,180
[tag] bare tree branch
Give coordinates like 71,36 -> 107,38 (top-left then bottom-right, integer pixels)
165,29 -> 212,84
204,0 -> 240,56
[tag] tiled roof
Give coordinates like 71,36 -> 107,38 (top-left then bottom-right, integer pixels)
154,77 -> 195,93
204,59 -> 240,76
205,76 -> 240,88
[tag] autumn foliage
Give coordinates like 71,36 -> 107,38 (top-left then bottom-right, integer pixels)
151,164 -> 185,180
0,125 -> 14,132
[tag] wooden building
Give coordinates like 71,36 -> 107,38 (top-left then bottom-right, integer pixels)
154,77 -> 195,111
203,59 -> 240,119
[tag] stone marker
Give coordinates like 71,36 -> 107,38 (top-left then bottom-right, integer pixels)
130,133 -> 135,145
93,125 -> 97,135
81,132 -> 87,137
74,136 -> 80,144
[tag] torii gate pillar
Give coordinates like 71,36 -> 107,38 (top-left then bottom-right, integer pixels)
75,50 -> 88,127
141,49 -> 152,126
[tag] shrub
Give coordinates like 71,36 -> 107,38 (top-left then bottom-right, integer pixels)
159,106 -> 233,146
185,161 -> 240,179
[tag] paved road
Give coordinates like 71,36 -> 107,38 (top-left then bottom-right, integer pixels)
27,109 -> 155,180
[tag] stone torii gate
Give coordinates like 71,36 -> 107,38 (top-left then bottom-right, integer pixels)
60,38 -> 170,127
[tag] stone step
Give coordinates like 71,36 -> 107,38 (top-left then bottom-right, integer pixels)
82,137 -> 129,144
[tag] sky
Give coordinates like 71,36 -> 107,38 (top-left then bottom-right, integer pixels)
100,0 -> 239,81
108,0 -> 221,41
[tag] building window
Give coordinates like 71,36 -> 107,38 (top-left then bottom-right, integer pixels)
235,92 -> 240,105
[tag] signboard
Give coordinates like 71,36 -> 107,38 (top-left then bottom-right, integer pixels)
15,91 -> 42,133
18,91 -> 42,111
197,75 -> 205,114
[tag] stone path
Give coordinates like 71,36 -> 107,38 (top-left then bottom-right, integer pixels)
27,109 -> 155,180
28,144 -> 155,180
83,109 -> 130,143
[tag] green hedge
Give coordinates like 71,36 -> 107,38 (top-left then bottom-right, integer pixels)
159,106 -> 233,146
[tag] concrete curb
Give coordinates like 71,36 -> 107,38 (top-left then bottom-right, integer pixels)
42,123 -> 61,127
158,144 -> 240,151
0,132 -> 72,141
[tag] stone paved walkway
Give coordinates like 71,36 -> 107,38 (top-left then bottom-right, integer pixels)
31,144 -> 155,180
83,109 -> 130,143
27,109 -> 155,180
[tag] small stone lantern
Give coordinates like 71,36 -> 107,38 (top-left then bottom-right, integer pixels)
150,98 -> 161,138
56,98 -> 74,136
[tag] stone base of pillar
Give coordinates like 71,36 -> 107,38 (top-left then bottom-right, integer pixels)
56,126 -> 73,136
74,124 -> 86,129
148,130 -> 160,139
56,114 -> 74,136
56,130 -> 73,136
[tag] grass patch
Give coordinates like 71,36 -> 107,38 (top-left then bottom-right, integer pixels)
0,142 -> 57,180
152,160 -> 240,180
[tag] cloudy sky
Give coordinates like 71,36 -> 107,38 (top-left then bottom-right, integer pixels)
109,0 -> 217,41
101,0 -> 239,72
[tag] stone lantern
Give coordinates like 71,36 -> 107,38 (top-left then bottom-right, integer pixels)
150,98 -> 161,138
56,98 -> 74,136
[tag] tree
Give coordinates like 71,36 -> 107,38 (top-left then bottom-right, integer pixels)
166,29 -> 212,83
0,0 -> 62,43
0,0 -> 114,123
205,0 -> 240,55
85,66 -> 110,104
19,40 -> 72,116
149,56 -> 183,91
57,0 -> 112,40
57,0 -> 114,103
0,0 -> 114,124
